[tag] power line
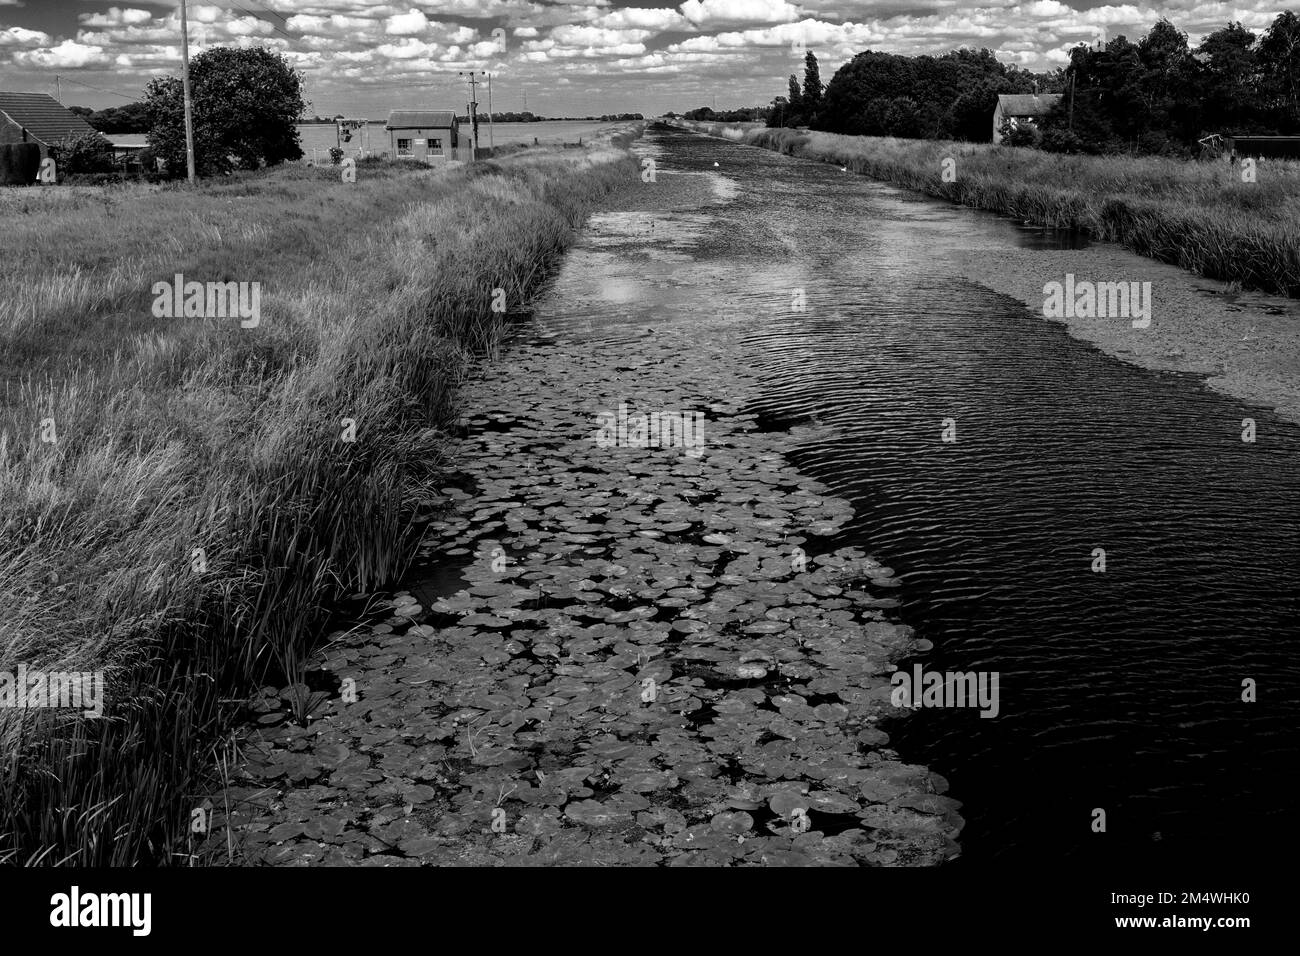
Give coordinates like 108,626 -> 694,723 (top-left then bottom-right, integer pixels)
224,2 -> 297,45
58,75 -> 139,101
228,0 -> 291,30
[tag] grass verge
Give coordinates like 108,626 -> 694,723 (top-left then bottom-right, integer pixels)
0,131 -> 641,865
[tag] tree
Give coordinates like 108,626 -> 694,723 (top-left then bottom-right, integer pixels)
145,46 -> 305,177
815,46 -> 1054,138
883,97 -> 923,137
802,51 -> 823,114
766,96 -> 788,128
86,102 -> 151,134
1198,23 -> 1261,133
1259,11 -> 1300,128
786,75 -> 803,125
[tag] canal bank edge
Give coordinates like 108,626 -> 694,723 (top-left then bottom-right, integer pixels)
681,121 -> 1300,427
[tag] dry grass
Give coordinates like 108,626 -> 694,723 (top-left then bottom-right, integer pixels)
0,136 -> 641,865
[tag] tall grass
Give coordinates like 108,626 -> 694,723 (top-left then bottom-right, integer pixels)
0,136 -> 641,865
687,123 -> 1300,297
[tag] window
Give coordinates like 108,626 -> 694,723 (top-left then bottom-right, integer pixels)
430,138 -> 443,154
397,138 -> 412,156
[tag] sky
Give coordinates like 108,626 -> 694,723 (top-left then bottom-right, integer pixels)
0,1 -> 1291,118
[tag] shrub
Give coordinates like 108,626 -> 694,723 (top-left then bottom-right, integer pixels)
1040,128 -> 1086,154
1000,120 -> 1041,148
49,133 -> 116,175
329,147 -> 344,165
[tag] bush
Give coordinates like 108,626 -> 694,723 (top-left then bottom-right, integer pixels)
329,147 -> 344,165
0,142 -> 41,185
999,120 -> 1041,148
49,133 -> 115,175
1040,128 -> 1086,154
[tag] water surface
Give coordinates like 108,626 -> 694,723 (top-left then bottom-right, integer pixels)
529,127 -> 1300,868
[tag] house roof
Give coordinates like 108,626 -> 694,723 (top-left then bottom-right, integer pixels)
996,93 -> 1064,117
386,110 -> 457,129
0,91 -> 101,145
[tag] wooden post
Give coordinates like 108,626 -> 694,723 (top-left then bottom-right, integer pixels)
179,0 -> 197,183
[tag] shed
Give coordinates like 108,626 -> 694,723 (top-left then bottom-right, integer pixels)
385,110 -> 459,162
1225,135 -> 1300,161
992,93 -> 1064,144
0,91 -> 103,159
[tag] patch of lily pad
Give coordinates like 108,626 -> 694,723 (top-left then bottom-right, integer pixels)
209,192 -> 962,869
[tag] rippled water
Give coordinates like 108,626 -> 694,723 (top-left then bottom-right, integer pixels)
531,127 -> 1300,867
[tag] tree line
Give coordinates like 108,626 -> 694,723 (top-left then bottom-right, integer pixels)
770,13 -> 1300,155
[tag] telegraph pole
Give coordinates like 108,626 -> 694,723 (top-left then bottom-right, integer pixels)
458,70 -> 484,159
1067,70 -> 1075,131
55,74 -> 61,100
486,73 -> 495,150
179,0 -> 197,183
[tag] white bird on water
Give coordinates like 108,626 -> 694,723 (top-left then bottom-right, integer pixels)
713,161 -> 719,167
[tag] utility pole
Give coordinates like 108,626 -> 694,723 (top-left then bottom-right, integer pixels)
486,73 -> 495,149
1067,70 -> 1075,131
458,70 -> 484,159
55,74 -> 61,101
179,0 -> 197,183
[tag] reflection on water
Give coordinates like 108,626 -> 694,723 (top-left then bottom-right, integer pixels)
530,127 -> 1300,867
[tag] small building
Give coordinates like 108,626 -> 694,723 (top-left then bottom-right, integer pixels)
0,91 -> 103,159
1225,135 -> 1300,161
105,133 -> 149,169
992,93 -> 1064,144
385,110 -> 459,162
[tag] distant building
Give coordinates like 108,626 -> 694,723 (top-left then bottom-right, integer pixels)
105,133 -> 150,171
385,110 -> 460,162
0,91 -> 103,159
1225,135 -> 1300,161
992,93 -> 1064,144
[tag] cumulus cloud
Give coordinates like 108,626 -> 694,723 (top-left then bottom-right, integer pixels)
13,39 -> 109,69
81,7 -> 156,29
0,27 -> 52,48
385,10 -> 431,35
678,0 -> 802,29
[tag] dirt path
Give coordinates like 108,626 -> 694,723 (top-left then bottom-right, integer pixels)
212,172 -> 963,866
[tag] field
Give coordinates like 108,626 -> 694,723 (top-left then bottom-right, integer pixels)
688,123 -> 1300,298
0,131 -> 640,865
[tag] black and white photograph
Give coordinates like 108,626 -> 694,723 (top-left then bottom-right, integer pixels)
0,0 -> 1295,938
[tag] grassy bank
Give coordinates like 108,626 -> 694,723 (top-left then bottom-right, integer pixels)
0,132 -> 640,865
687,122 -> 1300,298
